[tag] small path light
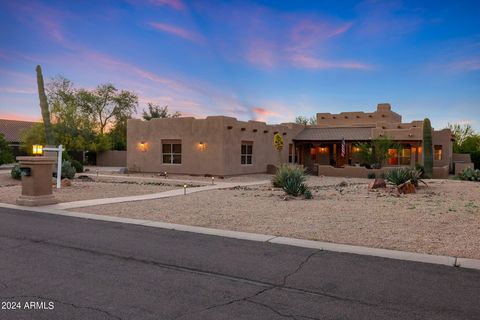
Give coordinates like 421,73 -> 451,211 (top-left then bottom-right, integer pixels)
184,184 -> 187,195
165,171 -> 168,179
212,176 -> 215,185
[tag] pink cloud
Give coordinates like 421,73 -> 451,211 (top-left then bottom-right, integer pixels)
448,59 -> 480,72
149,22 -> 201,42
246,40 -> 278,68
0,87 -> 36,94
148,0 -> 185,11
291,54 -> 371,70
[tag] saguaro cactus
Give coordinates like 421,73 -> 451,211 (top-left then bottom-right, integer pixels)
423,118 -> 433,178
36,65 -> 55,145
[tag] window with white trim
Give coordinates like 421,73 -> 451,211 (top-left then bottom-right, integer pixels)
241,141 -> 253,165
162,140 -> 182,164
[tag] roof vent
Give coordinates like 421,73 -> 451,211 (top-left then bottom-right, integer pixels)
241,128 -> 246,131
263,130 -> 269,133
253,129 -> 257,132
227,126 -> 233,130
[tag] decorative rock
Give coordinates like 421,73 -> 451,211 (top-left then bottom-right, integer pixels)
338,181 -> 348,187
368,178 -> 386,190
399,181 -> 416,194
61,178 -> 72,187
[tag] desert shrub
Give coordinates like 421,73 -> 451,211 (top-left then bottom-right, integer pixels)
283,175 -> 305,197
272,164 -> 305,188
415,163 -> 425,177
385,168 -> 425,186
367,172 -> 376,179
61,160 -> 76,179
304,188 -> 313,199
70,159 -> 84,173
11,165 -> 21,180
457,168 -> 480,181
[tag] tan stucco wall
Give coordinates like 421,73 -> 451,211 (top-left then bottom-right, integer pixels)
127,116 -> 304,176
97,150 -> 127,167
432,129 -> 453,169
316,103 -> 402,127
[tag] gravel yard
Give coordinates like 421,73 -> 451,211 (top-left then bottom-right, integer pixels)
76,176 -> 480,259
0,178 -> 179,204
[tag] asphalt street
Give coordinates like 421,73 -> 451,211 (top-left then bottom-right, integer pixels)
0,206 -> 479,319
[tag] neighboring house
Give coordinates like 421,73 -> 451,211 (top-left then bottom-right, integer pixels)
127,103 -> 454,178
0,119 -> 38,158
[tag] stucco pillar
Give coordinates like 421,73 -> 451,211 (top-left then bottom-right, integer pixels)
16,156 -> 58,206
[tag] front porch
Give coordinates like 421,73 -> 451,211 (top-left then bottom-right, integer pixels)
291,140 -> 422,175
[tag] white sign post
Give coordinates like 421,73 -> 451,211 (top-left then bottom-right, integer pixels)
43,145 -> 63,189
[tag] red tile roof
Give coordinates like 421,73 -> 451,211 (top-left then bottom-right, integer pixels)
0,119 -> 39,143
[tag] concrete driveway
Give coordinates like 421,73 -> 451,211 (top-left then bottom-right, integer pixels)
0,207 -> 479,319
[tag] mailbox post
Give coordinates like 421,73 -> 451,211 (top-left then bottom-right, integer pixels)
16,156 -> 58,206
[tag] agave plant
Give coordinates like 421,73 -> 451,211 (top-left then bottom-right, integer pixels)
458,168 -> 480,181
385,168 -> 427,187
272,164 -> 306,188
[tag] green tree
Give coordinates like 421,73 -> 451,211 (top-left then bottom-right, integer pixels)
447,123 -> 480,153
423,118 -> 433,178
355,136 -> 397,169
295,115 -> 316,125
142,103 -> 181,120
0,133 -> 13,165
20,123 -> 46,154
107,117 -> 129,150
78,84 -> 138,134
36,65 -> 55,145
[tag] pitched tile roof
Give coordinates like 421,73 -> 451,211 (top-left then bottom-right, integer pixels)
0,119 -> 39,143
293,127 -> 373,141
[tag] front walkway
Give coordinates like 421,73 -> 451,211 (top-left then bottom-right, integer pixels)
44,175 -> 269,210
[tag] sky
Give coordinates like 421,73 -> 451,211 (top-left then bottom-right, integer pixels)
0,0 -> 479,130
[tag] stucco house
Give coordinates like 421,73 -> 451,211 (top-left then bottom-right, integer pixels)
0,119 -> 38,158
127,103 -> 454,178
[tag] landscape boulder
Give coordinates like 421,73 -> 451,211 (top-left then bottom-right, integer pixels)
61,178 -> 71,187
368,178 -> 386,190
399,181 -> 416,194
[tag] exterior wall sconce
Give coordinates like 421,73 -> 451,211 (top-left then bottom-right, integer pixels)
138,141 -> 148,152
198,142 -> 206,151
408,133 -> 413,137
352,147 -> 360,153
319,147 -> 328,153
32,144 -> 43,156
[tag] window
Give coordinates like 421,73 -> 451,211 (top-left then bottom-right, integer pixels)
241,142 -> 253,165
399,147 -> 411,165
289,144 -> 293,163
387,148 -> 398,165
310,147 -> 317,161
434,145 -> 442,160
162,141 -> 182,164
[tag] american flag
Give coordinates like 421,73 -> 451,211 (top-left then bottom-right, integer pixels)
341,138 -> 346,158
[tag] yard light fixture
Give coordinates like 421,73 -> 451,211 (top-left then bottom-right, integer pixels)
184,184 -> 187,195
139,141 -> 148,152
32,144 -> 43,156
212,176 -> 215,185
165,171 -> 168,179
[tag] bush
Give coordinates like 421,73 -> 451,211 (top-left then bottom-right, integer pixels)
272,164 -> 311,197
385,168 -> 426,187
457,168 -> 480,181
61,160 -> 76,179
415,163 -> 425,177
11,165 -> 21,180
304,188 -> 313,199
384,168 -> 412,186
367,172 -> 376,179
272,164 -> 306,188
70,159 -> 84,173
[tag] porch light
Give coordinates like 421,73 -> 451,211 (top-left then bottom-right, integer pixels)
139,141 -> 148,152
32,144 -> 43,156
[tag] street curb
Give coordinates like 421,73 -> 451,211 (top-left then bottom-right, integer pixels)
1,202 -> 479,271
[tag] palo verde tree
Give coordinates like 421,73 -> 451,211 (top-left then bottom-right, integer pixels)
355,136 -> 397,169
423,118 -> 433,178
273,133 -> 284,163
78,84 -> 138,135
295,115 -> 316,125
36,65 -> 55,146
142,103 -> 181,120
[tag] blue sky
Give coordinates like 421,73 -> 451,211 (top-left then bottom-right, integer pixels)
0,0 -> 479,130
